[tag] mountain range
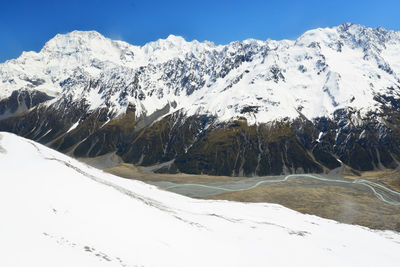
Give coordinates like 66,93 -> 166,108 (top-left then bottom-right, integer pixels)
1,23 -> 400,176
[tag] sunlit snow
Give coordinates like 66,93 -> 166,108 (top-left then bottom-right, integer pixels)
0,131 -> 399,267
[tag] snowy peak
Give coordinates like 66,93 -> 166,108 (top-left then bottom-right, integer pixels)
141,34 -> 217,63
145,34 -> 191,50
337,23 -> 398,44
39,30 -> 138,66
41,30 -> 109,54
296,23 -> 400,50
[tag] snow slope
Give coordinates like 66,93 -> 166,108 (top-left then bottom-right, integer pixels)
1,23 -> 400,124
0,131 -> 399,267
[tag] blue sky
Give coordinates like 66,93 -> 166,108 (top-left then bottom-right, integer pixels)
1,0 -> 400,62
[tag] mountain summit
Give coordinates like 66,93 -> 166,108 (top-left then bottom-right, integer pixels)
1,24 -> 400,176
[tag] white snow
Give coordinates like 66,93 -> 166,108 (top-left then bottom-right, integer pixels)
66,121 -> 80,133
0,131 -> 399,267
317,131 -> 323,142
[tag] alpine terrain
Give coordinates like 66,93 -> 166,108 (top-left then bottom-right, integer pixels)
1,131 -> 400,267
1,23 -> 400,176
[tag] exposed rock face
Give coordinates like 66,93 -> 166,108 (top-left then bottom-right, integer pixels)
1,23 -> 400,176
0,90 -> 53,120
2,104 -> 400,176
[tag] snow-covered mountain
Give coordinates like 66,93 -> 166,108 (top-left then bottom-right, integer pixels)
1,23 -> 400,122
1,23 -> 400,176
1,131 -> 399,267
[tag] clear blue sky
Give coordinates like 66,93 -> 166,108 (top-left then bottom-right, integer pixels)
1,0 -> 400,62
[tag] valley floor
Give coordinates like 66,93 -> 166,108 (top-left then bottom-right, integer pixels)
95,157 -> 400,232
